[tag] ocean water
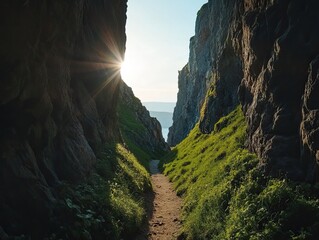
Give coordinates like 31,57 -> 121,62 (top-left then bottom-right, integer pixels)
162,128 -> 169,142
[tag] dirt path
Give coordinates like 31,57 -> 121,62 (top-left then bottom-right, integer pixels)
137,160 -> 182,240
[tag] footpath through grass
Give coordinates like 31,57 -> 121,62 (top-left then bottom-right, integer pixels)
162,106 -> 319,240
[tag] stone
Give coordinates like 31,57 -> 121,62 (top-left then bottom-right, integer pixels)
0,0 -> 127,237
240,0 -> 319,181
171,0 -> 319,181
168,0 -> 243,146
119,81 -> 170,154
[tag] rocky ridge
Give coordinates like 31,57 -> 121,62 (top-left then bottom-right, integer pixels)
119,81 -> 170,157
169,0 -> 319,181
168,1 -> 243,146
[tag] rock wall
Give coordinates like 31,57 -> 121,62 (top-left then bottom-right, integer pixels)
119,81 -> 170,155
170,0 -> 319,181
0,0 -> 127,236
239,0 -> 319,181
168,1 -> 243,146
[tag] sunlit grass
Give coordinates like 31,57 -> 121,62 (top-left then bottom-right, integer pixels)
51,143 -> 151,239
161,106 -> 319,239
117,100 -> 167,170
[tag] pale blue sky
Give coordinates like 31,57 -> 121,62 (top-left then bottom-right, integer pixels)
121,0 -> 207,102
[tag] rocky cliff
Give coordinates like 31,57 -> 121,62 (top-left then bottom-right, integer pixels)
168,1 -> 243,146
239,0 -> 319,181
118,81 -> 169,163
169,0 -> 319,181
0,0 -> 128,237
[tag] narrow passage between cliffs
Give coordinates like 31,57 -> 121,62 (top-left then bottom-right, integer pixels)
137,160 -> 182,240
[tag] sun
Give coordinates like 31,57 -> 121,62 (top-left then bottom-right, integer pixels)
120,53 -> 144,87
120,59 -> 131,80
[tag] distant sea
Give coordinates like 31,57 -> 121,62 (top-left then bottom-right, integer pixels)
162,128 -> 169,141
143,102 -> 175,113
142,102 -> 175,143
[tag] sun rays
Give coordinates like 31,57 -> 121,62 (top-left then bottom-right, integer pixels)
119,47 -> 147,89
120,55 -> 138,85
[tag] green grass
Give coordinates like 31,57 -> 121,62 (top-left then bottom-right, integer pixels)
47,92 -> 167,239
117,102 -> 153,169
118,102 -> 147,134
118,102 -> 166,170
161,106 -> 319,239
50,143 -> 151,240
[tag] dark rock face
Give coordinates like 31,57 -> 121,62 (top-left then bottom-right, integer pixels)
171,0 -> 319,181
119,81 -> 170,154
239,0 -> 319,181
167,4 -> 211,146
199,1 -> 243,134
168,1 -> 243,146
301,57 -> 319,181
0,0 -> 127,236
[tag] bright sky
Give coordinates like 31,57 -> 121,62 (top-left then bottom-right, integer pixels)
121,0 -> 207,102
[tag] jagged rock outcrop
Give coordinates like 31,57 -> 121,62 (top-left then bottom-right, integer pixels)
168,1 -> 243,146
0,0 -> 127,237
167,4 -> 210,146
170,0 -> 319,181
239,0 -> 319,181
119,81 -> 170,155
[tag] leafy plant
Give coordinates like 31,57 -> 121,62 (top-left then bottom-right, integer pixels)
49,143 -> 151,240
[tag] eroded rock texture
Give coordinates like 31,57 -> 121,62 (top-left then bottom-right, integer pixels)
0,0 -> 127,237
170,0 -> 319,181
119,81 -> 170,155
168,1 -> 243,146
239,0 -> 319,181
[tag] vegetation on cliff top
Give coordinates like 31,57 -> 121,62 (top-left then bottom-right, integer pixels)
51,143 -> 151,240
162,106 -> 319,239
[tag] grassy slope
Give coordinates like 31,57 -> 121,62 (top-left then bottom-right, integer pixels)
117,102 -> 152,168
118,102 -> 165,169
49,92 -> 166,239
162,106 -> 319,240
51,143 -> 151,240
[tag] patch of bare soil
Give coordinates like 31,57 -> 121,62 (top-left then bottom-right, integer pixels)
136,160 -> 182,240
